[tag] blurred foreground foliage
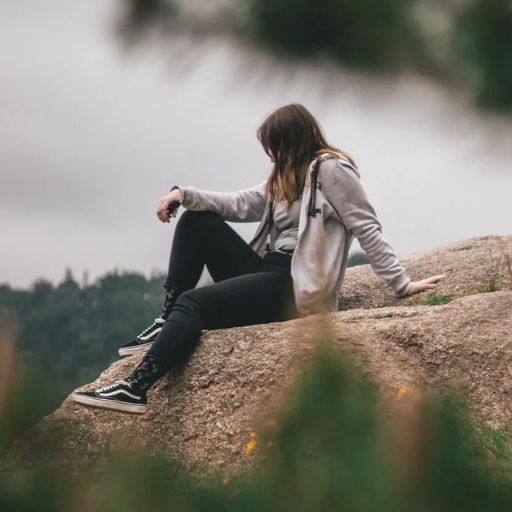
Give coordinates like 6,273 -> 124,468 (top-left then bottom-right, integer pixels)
238,0 -> 512,110
117,0 -> 177,43
117,0 -> 512,112
238,0 -> 426,71
2,341 -> 512,511
453,0 -> 512,111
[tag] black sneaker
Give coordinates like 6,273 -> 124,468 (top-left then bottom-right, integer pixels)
118,288 -> 178,357
70,380 -> 147,414
118,317 -> 165,357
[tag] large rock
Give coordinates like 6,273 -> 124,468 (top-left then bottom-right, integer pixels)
4,235 -> 512,476
340,234 -> 512,309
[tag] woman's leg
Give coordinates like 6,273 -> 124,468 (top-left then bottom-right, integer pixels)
70,211 -> 281,413
125,267 -> 298,395
118,210 -> 264,356
71,266 -> 298,413
164,209 -> 263,292
153,269 -> 297,365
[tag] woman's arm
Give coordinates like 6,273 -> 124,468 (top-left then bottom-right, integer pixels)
170,180 -> 268,223
321,159 -> 412,298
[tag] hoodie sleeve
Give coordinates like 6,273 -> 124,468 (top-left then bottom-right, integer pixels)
321,160 -> 412,298
171,179 -> 268,223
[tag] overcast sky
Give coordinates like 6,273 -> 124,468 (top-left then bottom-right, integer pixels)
1,0 -> 511,289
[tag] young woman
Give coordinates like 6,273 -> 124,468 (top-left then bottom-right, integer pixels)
70,103 -> 445,414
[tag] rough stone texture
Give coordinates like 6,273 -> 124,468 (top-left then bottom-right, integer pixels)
4,235 -> 512,476
339,234 -> 512,310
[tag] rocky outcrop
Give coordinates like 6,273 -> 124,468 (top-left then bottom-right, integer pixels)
340,234 -> 512,309
4,235 -> 512,476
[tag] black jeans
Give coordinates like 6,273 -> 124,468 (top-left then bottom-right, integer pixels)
147,209 -> 300,370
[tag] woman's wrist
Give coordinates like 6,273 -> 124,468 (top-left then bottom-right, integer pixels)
170,185 -> 184,202
403,281 -> 413,297
395,279 -> 413,298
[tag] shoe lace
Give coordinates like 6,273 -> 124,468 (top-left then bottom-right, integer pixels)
136,317 -> 165,338
97,380 -> 127,394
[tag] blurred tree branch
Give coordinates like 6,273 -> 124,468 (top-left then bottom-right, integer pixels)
115,0 -> 512,112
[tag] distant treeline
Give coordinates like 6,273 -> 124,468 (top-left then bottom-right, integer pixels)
0,270 -> 165,402
119,0 -> 512,112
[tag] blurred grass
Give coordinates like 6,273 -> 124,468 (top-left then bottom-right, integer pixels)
0,353 -> 59,457
3,333 -> 512,511
425,293 -> 453,305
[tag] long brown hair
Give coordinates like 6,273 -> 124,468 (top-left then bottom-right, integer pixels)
257,103 -> 356,209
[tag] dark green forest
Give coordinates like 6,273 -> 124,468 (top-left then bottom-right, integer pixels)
0,269 -> 165,452
0,270 -> 164,395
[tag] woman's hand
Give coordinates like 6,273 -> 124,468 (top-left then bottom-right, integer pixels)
405,274 -> 447,296
157,188 -> 183,223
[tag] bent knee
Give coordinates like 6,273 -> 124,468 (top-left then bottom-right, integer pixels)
177,209 -> 223,228
174,289 -> 203,310
180,209 -> 222,220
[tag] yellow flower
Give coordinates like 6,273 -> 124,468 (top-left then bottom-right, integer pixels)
245,439 -> 258,455
397,388 -> 407,399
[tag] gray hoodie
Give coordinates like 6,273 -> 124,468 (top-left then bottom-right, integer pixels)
175,153 -> 412,317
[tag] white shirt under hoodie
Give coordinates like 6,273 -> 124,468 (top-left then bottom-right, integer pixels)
174,153 -> 412,317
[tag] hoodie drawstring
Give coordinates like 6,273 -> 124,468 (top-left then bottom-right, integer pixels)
307,158 -> 322,217
265,200 -> 274,252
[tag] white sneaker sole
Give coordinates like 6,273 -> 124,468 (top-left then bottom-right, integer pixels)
70,392 -> 148,414
118,341 -> 153,357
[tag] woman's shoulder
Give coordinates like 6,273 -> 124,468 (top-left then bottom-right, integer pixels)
317,153 -> 360,180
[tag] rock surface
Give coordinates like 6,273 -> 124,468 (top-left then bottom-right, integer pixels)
339,234 -> 512,310
4,235 -> 512,476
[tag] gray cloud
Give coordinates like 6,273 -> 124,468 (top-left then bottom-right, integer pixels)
1,0 -> 511,288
